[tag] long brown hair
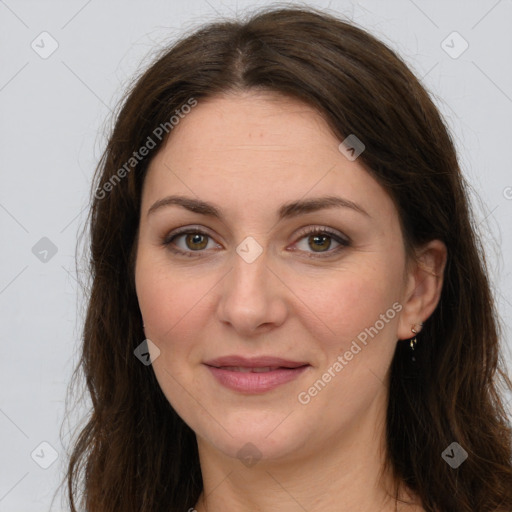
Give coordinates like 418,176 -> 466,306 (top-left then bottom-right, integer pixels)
61,6 -> 512,511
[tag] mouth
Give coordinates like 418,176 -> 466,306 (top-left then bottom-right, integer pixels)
203,356 -> 311,393
214,365 -> 308,373
210,365 -> 308,373
204,355 -> 309,369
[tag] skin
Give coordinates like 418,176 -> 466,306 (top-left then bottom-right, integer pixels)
134,91 -> 447,512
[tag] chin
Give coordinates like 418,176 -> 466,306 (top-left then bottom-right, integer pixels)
194,413 -> 312,465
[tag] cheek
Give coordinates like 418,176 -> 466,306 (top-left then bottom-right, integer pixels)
134,254 -> 226,436
293,266 -> 403,421
295,261 -> 403,352
134,252 -> 209,344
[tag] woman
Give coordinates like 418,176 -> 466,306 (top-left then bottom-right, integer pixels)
64,6 -> 512,511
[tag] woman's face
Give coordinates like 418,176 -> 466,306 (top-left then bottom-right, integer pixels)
135,91 -> 424,464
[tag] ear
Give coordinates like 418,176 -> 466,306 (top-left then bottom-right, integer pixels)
397,239 -> 447,341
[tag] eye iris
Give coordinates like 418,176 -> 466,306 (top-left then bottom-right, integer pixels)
309,234 -> 331,252
186,233 -> 208,250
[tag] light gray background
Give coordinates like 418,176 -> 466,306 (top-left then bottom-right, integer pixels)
1,1 -> 511,510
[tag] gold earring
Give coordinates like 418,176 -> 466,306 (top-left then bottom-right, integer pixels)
410,328 -> 417,350
409,322 -> 423,350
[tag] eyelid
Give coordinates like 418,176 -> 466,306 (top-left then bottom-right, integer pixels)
293,225 -> 349,244
163,224 -> 218,243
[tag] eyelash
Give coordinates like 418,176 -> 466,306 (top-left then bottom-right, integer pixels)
161,225 -> 350,259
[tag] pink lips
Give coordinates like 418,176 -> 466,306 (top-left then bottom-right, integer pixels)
203,355 -> 310,394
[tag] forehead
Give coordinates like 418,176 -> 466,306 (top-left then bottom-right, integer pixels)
164,91 -> 335,157
142,91 -> 396,223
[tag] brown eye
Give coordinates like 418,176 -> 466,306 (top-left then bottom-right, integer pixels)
308,233 -> 333,252
162,227 -> 219,257
184,233 -> 209,251
293,226 -> 350,258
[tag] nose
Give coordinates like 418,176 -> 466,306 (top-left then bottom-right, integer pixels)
216,245 -> 288,336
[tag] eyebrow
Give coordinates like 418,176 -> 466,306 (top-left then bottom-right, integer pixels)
147,194 -> 370,220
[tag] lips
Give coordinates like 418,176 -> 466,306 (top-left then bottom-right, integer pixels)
204,355 -> 309,369
216,366 -> 285,372
203,355 -> 311,393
